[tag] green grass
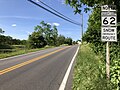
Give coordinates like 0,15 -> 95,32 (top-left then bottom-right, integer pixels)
0,46 -> 54,59
72,43 -> 114,90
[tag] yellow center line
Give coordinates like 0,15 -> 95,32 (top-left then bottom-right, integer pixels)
0,46 -> 70,75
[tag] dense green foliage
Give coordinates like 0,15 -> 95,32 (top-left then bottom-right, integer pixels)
82,7 -> 120,90
56,35 -> 65,45
28,21 -> 73,48
65,0 -> 120,14
65,37 -> 73,45
73,44 -> 114,90
28,31 -> 47,48
66,0 -> 120,89
0,30 -> 27,50
0,35 -> 26,46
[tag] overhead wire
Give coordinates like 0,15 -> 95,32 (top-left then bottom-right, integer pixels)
37,0 -> 81,25
28,0 -> 81,26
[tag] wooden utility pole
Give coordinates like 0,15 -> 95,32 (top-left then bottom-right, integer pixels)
106,42 -> 110,79
80,14 -> 83,42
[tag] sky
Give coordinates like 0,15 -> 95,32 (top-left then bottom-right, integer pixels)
0,0 -> 91,41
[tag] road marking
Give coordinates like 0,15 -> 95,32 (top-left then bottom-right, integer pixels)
59,46 -> 79,90
0,46 -> 70,75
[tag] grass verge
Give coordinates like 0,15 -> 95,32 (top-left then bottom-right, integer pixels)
0,46 -> 54,59
72,43 -> 114,90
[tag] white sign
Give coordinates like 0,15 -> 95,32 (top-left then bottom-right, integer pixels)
102,16 -> 117,26
101,5 -> 116,11
101,5 -> 117,42
101,27 -> 117,42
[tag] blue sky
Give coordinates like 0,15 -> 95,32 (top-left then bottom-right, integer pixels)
0,0 -> 90,41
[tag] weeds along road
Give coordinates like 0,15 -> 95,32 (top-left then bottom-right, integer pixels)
0,45 -> 79,90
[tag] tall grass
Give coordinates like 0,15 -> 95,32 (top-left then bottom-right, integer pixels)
72,43 -> 114,90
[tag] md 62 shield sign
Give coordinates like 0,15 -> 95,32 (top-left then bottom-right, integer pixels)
101,5 -> 117,42
102,16 -> 116,26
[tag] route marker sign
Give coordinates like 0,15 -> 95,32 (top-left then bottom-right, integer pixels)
101,5 -> 117,79
101,5 -> 117,42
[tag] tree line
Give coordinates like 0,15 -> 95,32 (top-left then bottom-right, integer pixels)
0,21 -> 73,49
0,29 -> 26,49
28,21 -> 73,48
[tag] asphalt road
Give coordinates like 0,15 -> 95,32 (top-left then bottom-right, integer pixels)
0,45 -> 79,90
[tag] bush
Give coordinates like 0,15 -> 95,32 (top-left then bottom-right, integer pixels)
0,44 -> 13,49
72,44 -> 114,90
12,45 -> 25,49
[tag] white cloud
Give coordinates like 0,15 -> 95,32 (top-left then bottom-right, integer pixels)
12,24 -> 16,27
47,23 -> 52,25
52,23 -> 60,26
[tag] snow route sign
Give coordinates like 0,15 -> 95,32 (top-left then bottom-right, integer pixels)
101,5 -> 117,42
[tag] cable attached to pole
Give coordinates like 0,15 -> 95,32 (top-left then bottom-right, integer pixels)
28,0 -> 81,26
37,0 -> 81,25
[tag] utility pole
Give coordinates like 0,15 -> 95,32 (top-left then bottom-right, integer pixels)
80,14 -> 83,42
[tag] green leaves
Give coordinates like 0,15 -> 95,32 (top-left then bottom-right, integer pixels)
29,21 -> 57,48
65,0 -> 120,14
111,59 -> 120,89
65,37 -> 72,45
28,21 -> 73,48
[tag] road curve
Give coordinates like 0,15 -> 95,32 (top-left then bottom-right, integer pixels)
0,45 -> 79,90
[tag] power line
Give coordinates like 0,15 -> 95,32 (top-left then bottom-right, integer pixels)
37,0 -> 81,25
28,0 -> 81,26
28,0 -> 80,25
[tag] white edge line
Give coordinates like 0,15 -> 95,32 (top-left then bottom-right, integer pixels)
59,46 -> 80,90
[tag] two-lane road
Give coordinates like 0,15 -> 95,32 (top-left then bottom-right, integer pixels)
0,45 -> 79,90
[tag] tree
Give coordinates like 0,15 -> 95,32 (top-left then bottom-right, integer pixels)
34,21 -> 59,46
39,21 -> 52,45
57,35 -> 65,46
65,0 -> 120,13
65,37 -> 72,45
73,41 -> 76,45
21,40 -> 27,45
28,30 -> 47,48
28,21 -> 74,48
51,25 -> 58,46
28,21 -> 60,48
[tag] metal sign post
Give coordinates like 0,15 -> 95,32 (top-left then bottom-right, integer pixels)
106,42 -> 110,79
101,5 -> 117,79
